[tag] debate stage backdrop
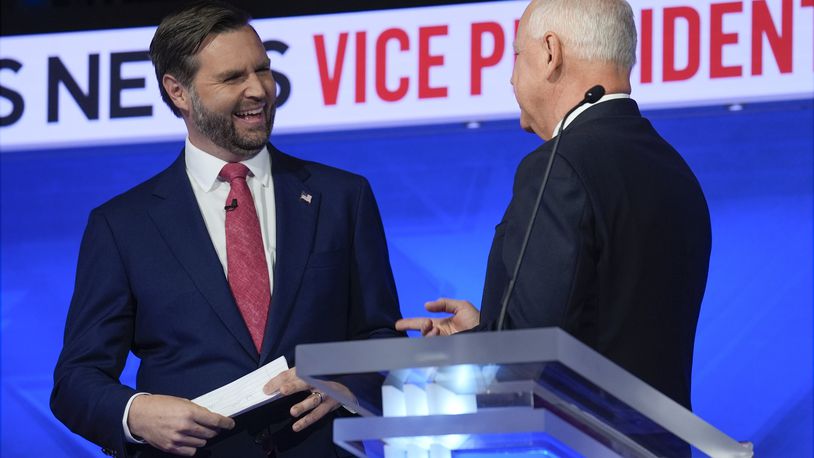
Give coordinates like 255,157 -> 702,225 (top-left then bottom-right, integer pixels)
1,1 -> 813,456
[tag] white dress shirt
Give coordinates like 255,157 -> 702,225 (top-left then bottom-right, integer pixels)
122,139 -> 277,442
552,92 -> 631,138
184,138 -> 277,286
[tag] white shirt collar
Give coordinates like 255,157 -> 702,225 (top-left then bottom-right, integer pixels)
184,138 -> 271,192
552,93 -> 631,138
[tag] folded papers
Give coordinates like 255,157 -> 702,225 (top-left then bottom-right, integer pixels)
192,356 -> 289,417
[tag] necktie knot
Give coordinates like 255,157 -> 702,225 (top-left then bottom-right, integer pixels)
219,162 -> 251,183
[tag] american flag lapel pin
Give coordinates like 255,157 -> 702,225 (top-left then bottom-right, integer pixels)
299,191 -> 312,205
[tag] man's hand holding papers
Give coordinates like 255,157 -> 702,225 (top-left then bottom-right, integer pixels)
128,394 -> 235,456
264,367 -> 357,432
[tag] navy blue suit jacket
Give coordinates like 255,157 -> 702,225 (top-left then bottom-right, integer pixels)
51,146 -> 403,457
478,99 -> 711,411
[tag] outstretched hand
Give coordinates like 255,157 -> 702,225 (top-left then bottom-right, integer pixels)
395,298 -> 480,336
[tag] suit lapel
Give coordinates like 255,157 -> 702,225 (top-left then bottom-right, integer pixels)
260,147 -> 319,363
148,152 -> 259,361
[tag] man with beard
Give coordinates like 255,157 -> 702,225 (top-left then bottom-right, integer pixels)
51,2 -> 402,457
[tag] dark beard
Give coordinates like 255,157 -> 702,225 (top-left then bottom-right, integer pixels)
190,90 -> 272,158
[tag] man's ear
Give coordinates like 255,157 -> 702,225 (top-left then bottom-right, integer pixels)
541,32 -> 563,80
162,74 -> 190,114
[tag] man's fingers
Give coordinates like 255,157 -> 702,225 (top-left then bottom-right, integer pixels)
169,446 -> 198,457
172,434 -> 207,448
424,298 -> 446,312
278,380 -> 309,396
263,368 -> 290,394
264,367 -> 297,394
263,381 -> 290,395
264,368 -> 302,395
183,421 -> 222,440
264,368 -> 310,396
395,317 -> 432,332
425,297 -> 468,314
290,392 -> 323,417
160,431 -> 206,455
128,395 -> 231,455
179,422 -> 214,440
191,407 -> 235,431
292,402 -> 333,432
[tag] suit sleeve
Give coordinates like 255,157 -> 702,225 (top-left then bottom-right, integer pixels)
51,209 -> 137,456
346,177 -> 404,340
476,152 -> 595,332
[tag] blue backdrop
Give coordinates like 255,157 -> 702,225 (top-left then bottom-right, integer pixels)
1,98 -> 812,456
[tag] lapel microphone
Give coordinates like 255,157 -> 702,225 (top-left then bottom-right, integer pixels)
496,85 -> 606,331
224,199 -> 238,212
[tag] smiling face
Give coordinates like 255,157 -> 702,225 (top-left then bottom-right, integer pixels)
183,26 -> 276,161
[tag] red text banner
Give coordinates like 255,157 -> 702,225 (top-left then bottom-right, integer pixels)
1,1 -> 811,151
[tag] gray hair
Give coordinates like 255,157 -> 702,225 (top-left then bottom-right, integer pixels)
526,0 -> 637,70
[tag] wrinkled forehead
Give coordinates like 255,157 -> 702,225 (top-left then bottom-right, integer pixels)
197,25 -> 260,54
194,26 -> 268,74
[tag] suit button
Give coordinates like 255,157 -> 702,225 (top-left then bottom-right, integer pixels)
101,448 -> 116,456
254,429 -> 270,445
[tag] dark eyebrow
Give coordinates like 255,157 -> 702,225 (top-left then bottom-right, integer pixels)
216,69 -> 244,81
215,58 -> 271,81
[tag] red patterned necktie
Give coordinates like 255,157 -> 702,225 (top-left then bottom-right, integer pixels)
219,162 -> 270,353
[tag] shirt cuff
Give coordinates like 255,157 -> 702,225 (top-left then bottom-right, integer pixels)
122,392 -> 150,444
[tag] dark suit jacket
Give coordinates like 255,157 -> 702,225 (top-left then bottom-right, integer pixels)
51,145 -> 403,457
477,99 -> 711,410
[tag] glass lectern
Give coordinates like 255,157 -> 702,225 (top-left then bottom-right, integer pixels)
296,328 -> 752,458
